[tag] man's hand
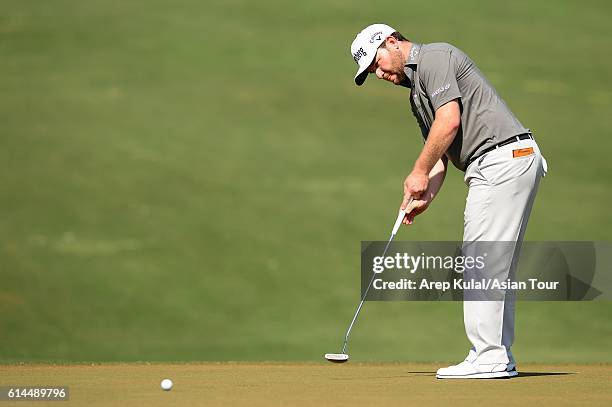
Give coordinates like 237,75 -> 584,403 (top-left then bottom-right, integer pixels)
402,170 -> 429,208
400,170 -> 430,225
399,157 -> 449,225
403,198 -> 429,225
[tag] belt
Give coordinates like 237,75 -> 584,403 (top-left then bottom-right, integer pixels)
468,133 -> 534,167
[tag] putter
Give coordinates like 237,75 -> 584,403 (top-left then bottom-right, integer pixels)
325,199 -> 412,363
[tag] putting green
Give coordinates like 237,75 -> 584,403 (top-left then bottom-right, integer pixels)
1,363 -> 610,406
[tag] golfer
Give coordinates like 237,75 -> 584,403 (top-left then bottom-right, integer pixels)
350,24 -> 547,379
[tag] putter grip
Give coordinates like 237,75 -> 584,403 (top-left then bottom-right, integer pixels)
391,209 -> 406,236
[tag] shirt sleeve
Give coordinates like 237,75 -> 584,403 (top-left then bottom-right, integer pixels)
419,50 -> 462,111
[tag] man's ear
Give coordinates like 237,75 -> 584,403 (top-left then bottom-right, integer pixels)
385,36 -> 398,48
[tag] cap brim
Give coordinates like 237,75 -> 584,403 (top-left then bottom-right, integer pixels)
354,55 -> 375,86
355,70 -> 369,86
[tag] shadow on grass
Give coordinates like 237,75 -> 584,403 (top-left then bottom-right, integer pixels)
516,372 -> 574,377
330,372 -> 576,380
404,371 -> 575,378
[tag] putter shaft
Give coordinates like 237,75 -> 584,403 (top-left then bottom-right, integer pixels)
340,199 -> 412,355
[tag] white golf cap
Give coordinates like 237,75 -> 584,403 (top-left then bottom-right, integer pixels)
350,23 -> 397,86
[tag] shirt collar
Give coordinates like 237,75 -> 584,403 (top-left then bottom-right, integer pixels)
402,43 -> 422,88
406,43 -> 422,67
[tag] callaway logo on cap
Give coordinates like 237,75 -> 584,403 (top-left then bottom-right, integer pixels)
350,23 -> 396,86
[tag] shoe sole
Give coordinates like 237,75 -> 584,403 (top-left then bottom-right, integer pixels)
437,371 -> 511,379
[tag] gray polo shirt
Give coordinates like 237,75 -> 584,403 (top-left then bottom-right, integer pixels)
404,43 -> 529,171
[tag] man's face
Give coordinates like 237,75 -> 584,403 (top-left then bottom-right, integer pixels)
367,41 -> 406,85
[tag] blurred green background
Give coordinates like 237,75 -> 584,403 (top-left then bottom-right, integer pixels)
1,0 -> 611,363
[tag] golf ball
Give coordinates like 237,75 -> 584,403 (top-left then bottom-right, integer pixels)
160,378 -> 173,391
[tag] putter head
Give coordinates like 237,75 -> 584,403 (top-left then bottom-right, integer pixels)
325,353 -> 349,363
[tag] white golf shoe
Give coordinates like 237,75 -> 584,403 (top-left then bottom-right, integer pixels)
436,361 -> 511,379
463,349 -> 518,377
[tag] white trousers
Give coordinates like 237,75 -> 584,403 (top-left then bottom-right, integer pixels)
462,137 -> 547,366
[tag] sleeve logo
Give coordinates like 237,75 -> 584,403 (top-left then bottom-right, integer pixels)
430,83 -> 451,98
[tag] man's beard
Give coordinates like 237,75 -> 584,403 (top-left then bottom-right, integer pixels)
398,76 -> 411,88
389,68 -> 407,85
390,50 -> 407,84
394,69 -> 407,83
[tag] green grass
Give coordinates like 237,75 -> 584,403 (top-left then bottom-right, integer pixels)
0,0 -> 611,363
1,363 -> 611,406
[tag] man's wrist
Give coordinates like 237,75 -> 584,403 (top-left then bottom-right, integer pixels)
411,163 -> 430,176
